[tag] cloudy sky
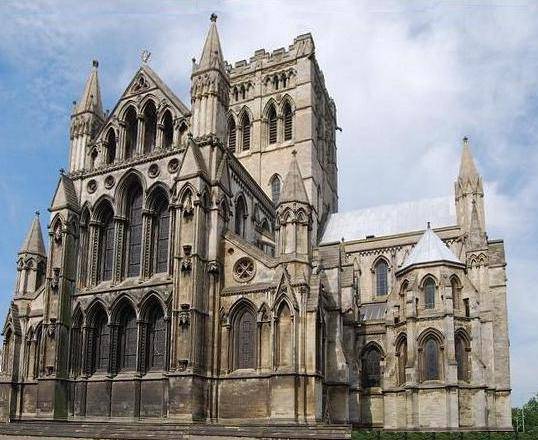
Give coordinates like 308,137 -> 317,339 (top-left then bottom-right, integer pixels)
0,0 -> 536,406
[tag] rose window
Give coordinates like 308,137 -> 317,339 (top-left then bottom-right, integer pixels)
233,257 -> 255,282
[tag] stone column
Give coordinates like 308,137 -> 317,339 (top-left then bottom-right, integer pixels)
118,121 -> 126,160
112,217 -> 127,284
87,222 -> 100,286
136,114 -> 145,155
141,211 -> 154,280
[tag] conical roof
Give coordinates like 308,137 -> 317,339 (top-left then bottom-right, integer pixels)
279,151 -> 309,205
197,14 -> 225,71
399,224 -> 463,272
19,213 -> 46,257
75,60 -> 103,117
51,173 -> 79,212
458,137 -> 479,180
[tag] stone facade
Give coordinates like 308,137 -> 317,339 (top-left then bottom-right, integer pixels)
0,16 -> 511,431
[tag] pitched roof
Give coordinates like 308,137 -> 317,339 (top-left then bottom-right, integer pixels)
399,225 -> 463,272
279,152 -> 309,205
75,60 -> 103,117
321,196 -> 456,244
50,174 -> 79,212
197,14 -> 225,72
19,214 -> 46,257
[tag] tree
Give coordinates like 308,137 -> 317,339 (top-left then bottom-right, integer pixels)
513,392 -> 538,433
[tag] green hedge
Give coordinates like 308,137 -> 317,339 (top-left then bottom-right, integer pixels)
352,432 -> 534,440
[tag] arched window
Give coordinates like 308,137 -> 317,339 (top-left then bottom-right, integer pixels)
397,336 -> 407,386
126,186 -> 143,278
234,306 -> 256,369
36,261 -> 46,290
70,312 -> 82,377
162,111 -> 174,149
117,304 -> 137,371
362,345 -> 382,388
240,84 -> 246,100
270,175 -> 281,205
241,114 -> 250,151
146,303 -> 166,371
235,196 -> 247,238
98,204 -> 115,282
276,302 -> 292,368
90,149 -> 98,170
451,276 -> 460,310
154,195 -> 170,274
78,209 -> 90,288
233,87 -> 239,102
2,329 -> 13,374
143,101 -> 157,154
422,337 -> 440,381
375,260 -> 389,296
283,102 -> 293,141
424,277 -> 436,309
268,105 -> 277,144
124,107 -> 138,159
90,308 -> 109,374
106,129 -> 116,164
455,334 -> 470,382
33,324 -> 42,378
227,117 -> 237,152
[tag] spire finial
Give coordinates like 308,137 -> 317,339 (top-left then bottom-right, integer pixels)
141,49 -> 151,64
463,136 -> 469,145
35,210 -> 40,217
92,59 -> 99,68
291,149 -> 297,157
59,168 -> 65,176
427,221 -> 431,229
210,13 -> 218,22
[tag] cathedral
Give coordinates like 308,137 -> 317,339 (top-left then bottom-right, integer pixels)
0,15 -> 512,434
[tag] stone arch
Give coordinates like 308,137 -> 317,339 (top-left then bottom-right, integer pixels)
417,328 -> 444,382
85,300 -> 110,375
275,300 -> 294,369
142,99 -> 158,154
114,169 -> 147,216
139,292 -> 168,372
455,328 -> 471,382
360,341 -> 384,388
372,255 -> 390,297
161,109 -> 175,149
110,295 -> 138,372
122,104 -> 138,160
234,193 -> 248,238
395,332 -> 408,386
230,298 -> 257,370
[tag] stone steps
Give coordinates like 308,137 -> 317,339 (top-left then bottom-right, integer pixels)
0,420 -> 352,439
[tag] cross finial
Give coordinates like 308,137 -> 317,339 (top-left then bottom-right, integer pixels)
35,210 -> 40,217
291,149 -> 297,157
427,221 -> 431,229
59,168 -> 65,176
141,49 -> 151,64
92,59 -> 99,68
210,13 -> 218,22
463,136 -> 469,145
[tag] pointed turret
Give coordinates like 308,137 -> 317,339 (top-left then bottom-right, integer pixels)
73,60 -> 104,117
276,151 -> 311,259
191,14 -> 229,141
279,150 -> 309,205
398,223 -> 464,273
15,212 -> 47,296
454,137 -> 486,244
195,13 -> 225,73
69,60 -> 105,173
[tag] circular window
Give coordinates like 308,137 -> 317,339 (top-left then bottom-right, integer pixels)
148,163 -> 160,178
168,158 -> 179,173
233,257 -> 256,283
87,179 -> 97,194
104,175 -> 115,189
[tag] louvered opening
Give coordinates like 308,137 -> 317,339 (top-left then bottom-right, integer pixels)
283,104 -> 292,141
268,107 -> 277,144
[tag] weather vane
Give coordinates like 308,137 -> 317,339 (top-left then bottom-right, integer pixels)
141,49 -> 151,64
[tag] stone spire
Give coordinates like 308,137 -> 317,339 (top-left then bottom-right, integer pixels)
454,137 -> 486,246
279,151 -> 309,205
458,137 -> 479,182
19,212 -> 46,258
195,13 -> 225,73
74,60 -> 103,117
69,60 -> 105,173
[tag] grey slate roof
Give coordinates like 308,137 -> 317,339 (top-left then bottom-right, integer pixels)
359,303 -> 387,321
320,196 -> 456,244
51,174 -> 79,212
399,225 -> 463,272
279,153 -> 309,205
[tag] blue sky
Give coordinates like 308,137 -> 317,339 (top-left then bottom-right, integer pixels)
0,0 -> 537,406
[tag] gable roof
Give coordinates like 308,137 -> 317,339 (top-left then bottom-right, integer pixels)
320,196 -> 457,244
50,174 -> 79,212
398,225 -> 463,272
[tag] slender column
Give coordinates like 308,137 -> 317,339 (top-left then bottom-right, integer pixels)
118,121 -> 126,160
136,115 -> 145,155
112,217 -> 127,284
156,123 -> 164,149
87,222 -> 100,286
141,211 -> 154,280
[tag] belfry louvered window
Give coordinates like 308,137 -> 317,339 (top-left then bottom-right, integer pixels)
228,118 -> 236,152
283,103 -> 293,141
127,188 -> 143,278
241,114 -> 250,150
268,106 -> 277,144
